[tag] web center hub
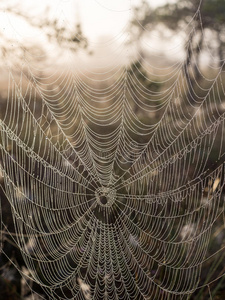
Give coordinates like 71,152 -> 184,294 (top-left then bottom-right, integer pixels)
95,187 -> 116,207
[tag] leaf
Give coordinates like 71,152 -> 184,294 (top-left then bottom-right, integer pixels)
212,178 -> 220,192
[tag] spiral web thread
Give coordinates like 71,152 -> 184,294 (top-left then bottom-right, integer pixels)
0,2 -> 225,299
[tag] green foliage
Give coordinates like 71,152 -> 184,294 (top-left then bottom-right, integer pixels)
202,0 -> 225,30
141,0 -> 225,31
131,0 -> 225,65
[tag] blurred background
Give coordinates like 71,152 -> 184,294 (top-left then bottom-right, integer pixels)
0,0 -> 225,299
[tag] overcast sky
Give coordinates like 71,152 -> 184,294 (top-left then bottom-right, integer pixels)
74,0 -> 169,43
1,0 -> 171,43
0,0 -> 184,69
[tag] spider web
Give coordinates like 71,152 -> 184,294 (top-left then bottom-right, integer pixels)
0,2 -> 225,300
